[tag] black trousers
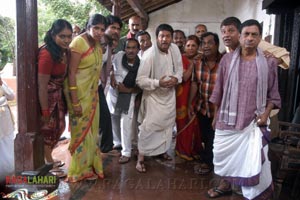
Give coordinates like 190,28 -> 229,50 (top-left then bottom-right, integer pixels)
98,85 -> 113,153
198,113 -> 215,166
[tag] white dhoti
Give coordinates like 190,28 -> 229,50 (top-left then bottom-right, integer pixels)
0,105 -> 15,182
137,94 -> 175,156
213,121 -> 273,199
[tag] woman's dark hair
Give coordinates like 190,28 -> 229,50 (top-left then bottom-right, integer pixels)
86,14 -> 108,30
186,35 -> 200,47
44,19 -> 72,63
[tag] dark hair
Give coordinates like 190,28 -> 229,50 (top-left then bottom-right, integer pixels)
126,38 -> 140,50
200,32 -> 220,46
155,24 -> 174,37
86,14 -> 107,30
195,24 -> 207,31
220,17 -> 241,30
106,14 -> 123,29
135,30 -> 151,40
186,35 -> 200,47
173,30 -> 186,38
43,19 -> 72,63
239,19 -> 262,35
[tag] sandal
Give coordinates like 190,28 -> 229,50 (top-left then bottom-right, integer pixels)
50,169 -> 67,178
158,153 -> 172,161
206,186 -> 232,198
136,161 -> 146,173
52,161 -> 65,168
194,163 -> 212,175
86,174 -> 98,181
119,156 -> 130,164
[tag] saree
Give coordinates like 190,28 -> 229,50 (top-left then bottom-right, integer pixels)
38,47 -> 68,148
175,55 -> 202,160
64,36 -> 104,182
41,76 -> 67,148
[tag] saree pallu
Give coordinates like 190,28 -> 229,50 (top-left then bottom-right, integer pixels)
41,76 -> 66,148
213,121 -> 273,200
64,37 -> 104,182
175,56 -> 202,160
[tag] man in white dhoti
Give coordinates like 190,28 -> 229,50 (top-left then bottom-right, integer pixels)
135,24 -> 183,173
0,76 -> 15,182
207,19 -> 281,199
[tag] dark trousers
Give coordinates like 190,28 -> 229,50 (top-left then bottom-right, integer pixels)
98,85 -> 113,153
198,113 -> 215,166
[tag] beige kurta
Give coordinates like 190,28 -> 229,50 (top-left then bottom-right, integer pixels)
136,43 -> 183,156
258,40 -> 290,69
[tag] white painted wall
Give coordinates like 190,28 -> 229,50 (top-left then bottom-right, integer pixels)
145,0 -> 276,51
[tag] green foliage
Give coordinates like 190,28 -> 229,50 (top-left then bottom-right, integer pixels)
38,0 -> 112,45
0,15 -> 15,70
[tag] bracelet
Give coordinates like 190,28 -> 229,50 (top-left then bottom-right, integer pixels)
72,102 -> 81,107
69,86 -> 78,90
41,109 -> 50,117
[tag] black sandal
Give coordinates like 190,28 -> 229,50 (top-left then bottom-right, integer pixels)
194,163 -> 212,175
119,156 -> 130,164
52,161 -> 65,168
206,186 -> 232,198
158,153 -> 172,161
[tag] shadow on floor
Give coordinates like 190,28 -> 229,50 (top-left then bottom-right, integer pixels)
52,139 -> 244,200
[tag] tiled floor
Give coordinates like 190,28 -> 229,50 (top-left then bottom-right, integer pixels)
52,139 -> 244,200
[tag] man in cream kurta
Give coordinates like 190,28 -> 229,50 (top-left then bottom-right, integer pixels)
135,24 -> 183,173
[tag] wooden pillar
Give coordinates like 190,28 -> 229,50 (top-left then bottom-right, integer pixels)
111,0 -> 121,17
14,0 -> 44,172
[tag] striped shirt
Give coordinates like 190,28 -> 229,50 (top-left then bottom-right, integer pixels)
193,56 -> 221,118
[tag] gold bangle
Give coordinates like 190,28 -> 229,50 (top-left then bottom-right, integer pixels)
69,86 -> 77,90
72,102 -> 80,107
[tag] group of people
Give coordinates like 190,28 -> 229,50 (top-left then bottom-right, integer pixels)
34,11 -> 290,199
172,17 -> 286,199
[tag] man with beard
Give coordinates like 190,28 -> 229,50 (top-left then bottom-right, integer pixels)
98,15 -> 123,153
106,38 -> 141,164
135,24 -> 183,173
188,32 -> 222,174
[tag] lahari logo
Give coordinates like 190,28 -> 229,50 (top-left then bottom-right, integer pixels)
6,175 -> 57,185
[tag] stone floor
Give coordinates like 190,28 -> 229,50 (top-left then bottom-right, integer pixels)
52,139 -> 243,200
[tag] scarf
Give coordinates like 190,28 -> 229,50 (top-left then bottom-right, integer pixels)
115,54 -> 140,114
219,47 -> 268,125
